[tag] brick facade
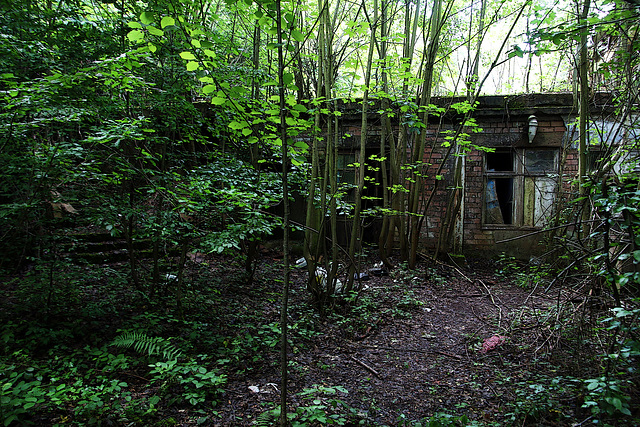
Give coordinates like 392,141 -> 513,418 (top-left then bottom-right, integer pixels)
330,93 -> 613,259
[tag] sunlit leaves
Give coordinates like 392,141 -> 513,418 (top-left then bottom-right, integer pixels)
140,12 -> 154,25
160,16 -> 175,29
229,120 -> 250,130
291,29 -> 304,42
127,30 -> 144,43
285,117 -> 297,126
147,26 -> 164,37
202,84 -> 216,95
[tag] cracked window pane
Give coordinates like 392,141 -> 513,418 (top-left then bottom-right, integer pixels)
525,150 -> 556,174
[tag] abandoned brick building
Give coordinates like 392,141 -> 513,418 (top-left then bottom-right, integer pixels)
330,92 -> 631,259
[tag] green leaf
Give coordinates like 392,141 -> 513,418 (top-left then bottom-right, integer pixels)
127,30 -> 144,42
161,16 -> 175,28
180,51 -> 196,60
283,72 -> 294,86
211,97 -> 226,105
140,12 -> 154,25
291,29 -> 304,42
552,34 -> 565,45
586,380 -> 600,391
242,128 -> 253,136
128,22 -> 142,29
607,397 -> 623,411
147,26 -> 164,36
229,120 -> 249,130
186,61 -> 199,71
148,42 -> 157,53
202,85 -> 216,94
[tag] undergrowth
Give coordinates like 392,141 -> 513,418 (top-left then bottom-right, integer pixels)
1,251 -> 639,426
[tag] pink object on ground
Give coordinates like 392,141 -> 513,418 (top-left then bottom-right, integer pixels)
480,335 -> 506,353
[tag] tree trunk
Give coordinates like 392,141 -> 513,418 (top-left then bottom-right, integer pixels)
407,0 -> 445,269
275,0 -> 291,424
347,0 -> 377,291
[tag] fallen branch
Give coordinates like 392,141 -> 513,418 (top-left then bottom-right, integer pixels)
349,355 -> 381,378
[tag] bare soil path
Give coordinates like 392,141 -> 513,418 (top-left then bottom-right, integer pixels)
212,256 -> 575,426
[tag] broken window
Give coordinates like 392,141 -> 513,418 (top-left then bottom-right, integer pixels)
484,149 -> 558,227
485,150 -> 515,225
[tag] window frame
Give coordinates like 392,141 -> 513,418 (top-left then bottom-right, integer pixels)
482,148 -> 559,229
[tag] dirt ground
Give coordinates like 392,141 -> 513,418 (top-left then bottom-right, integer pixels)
2,245 -> 596,426
207,254 -> 582,426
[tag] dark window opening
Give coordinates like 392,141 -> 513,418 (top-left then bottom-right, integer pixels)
486,178 -> 513,224
486,150 -> 514,172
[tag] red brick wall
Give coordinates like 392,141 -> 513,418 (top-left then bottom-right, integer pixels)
329,95 -> 590,258
416,117 -> 577,256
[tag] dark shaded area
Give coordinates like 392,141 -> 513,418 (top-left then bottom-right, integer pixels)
2,246 -> 629,426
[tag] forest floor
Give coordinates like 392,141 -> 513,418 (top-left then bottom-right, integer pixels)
1,242 -> 608,426
200,250 -> 588,426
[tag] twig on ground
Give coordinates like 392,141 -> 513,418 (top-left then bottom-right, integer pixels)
452,265 -> 472,283
509,280 -> 541,333
470,305 -> 492,326
349,355 -> 381,378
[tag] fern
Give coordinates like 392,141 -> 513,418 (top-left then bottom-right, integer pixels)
111,331 -> 182,361
253,409 -> 278,427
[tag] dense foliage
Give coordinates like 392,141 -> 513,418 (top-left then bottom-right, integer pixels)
1,0 -> 639,425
